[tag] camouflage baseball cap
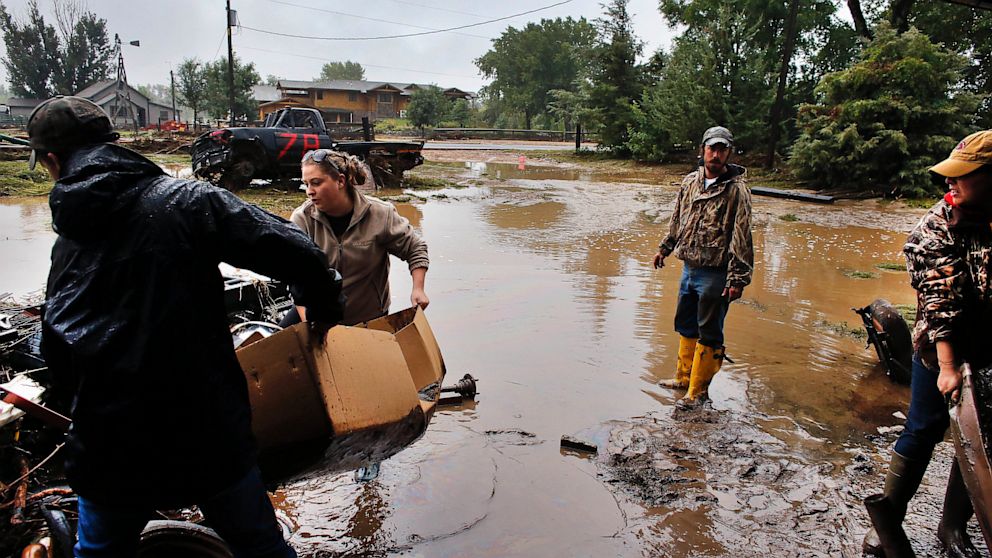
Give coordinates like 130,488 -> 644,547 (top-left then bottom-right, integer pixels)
702,126 -> 734,147
26,96 -> 119,169
930,130 -> 992,178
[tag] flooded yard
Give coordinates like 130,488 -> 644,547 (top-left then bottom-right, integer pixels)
1,157 -> 979,556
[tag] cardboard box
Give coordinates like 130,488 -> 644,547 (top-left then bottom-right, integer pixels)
236,306 -> 446,476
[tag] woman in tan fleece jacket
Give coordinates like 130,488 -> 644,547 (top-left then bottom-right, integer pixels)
285,148 -> 430,326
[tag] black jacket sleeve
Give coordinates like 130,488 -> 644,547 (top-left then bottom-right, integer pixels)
198,186 -> 344,324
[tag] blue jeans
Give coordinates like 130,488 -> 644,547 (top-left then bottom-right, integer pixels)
674,265 -> 730,348
75,467 -> 296,558
894,354 -> 950,461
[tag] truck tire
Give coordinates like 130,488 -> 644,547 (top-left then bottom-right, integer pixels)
218,158 -> 255,191
862,299 -> 913,385
137,520 -> 233,558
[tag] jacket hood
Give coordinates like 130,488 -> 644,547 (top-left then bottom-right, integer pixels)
49,143 -> 166,241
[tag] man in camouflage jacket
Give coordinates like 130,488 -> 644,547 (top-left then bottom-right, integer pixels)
653,126 -> 753,405
863,130 -> 992,557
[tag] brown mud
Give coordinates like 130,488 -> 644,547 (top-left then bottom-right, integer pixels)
1,148 -> 984,557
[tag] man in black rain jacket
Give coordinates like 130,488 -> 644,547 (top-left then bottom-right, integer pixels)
30,96 -> 342,557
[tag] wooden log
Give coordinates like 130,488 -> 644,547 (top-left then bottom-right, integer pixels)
750,186 -> 834,204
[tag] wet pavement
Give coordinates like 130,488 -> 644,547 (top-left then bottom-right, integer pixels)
1,160 -> 983,556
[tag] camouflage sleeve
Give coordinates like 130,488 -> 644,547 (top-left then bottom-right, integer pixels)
659,177 -> 688,256
726,183 -> 754,287
904,209 -> 966,343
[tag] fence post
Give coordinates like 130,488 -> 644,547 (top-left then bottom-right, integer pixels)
575,124 -> 582,152
361,117 -> 372,141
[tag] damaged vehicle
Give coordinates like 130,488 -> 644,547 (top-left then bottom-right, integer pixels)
191,107 -> 425,190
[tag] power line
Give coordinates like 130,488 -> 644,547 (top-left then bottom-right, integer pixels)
377,0 -> 492,19
237,45 -> 479,80
264,0 -> 491,40
240,0 -> 573,41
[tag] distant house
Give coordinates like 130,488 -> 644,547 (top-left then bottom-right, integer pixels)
259,80 -> 473,123
75,80 -> 179,127
6,97 -> 43,119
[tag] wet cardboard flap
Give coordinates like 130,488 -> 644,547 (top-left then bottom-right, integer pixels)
366,306 -> 445,390
237,307 -> 445,453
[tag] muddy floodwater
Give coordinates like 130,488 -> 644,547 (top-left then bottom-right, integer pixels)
2,160 -> 983,557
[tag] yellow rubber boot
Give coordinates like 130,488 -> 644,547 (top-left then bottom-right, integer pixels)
660,336 -> 697,389
682,343 -> 724,403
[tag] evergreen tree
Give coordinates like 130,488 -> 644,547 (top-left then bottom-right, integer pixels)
586,0 -> 643,154
790,26 -> 977,197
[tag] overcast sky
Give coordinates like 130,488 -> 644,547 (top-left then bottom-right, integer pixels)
0,0 -> 678,94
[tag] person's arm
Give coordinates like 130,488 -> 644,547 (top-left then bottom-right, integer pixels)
381,205 -> 430,307
935,339 -> 962,401
655,179 -> 687,267
199,186 -> 343,325
905,208 -> 968,396
410,266 -> 429,309
723,184 -> 754,301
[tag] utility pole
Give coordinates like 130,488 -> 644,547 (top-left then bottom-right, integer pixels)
170,69 -> 177,122
226,0 -> 237,127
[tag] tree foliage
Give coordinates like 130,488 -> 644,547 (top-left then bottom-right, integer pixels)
0,0 -> 111,98
176,58 -> 206,124
476,17 -> 596,129
790,26 -> 977,197
406,85 -> 447,130
586,0 -> 643,154
447,98 -> 471,127
202,56 -> 260,121
316,61 -> 365,81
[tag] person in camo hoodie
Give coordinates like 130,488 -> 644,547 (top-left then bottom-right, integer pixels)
652,126 -> 754,407
864,131 -> 992,558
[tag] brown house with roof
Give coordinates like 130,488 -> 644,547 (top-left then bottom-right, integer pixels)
257,80 -> 473,123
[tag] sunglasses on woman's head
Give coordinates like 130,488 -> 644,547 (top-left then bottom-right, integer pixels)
303,149 -> 341,173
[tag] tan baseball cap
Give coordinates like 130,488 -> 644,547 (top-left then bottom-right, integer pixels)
930,130 -> 992,178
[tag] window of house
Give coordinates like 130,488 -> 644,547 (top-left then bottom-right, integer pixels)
317,91 -> 323,100
160,110 -> 169,120
348,92 -> 358,102
377,93 -> 393,104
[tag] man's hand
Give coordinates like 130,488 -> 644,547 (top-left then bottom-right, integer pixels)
652,252 -> 665,269
722,285 -> 743,302
938,364 -> 963,404
411,288 -> 430,310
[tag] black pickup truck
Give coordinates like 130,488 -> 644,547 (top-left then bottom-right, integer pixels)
191,107 -> 424,190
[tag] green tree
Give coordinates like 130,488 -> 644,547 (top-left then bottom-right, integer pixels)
447,98 -> 471,127
52,9 -> 112,94
0,0 -> 111,97
203,55 -> 260,121
790,26 -> 977,197
0,0 -> 58,98
176,58 -> 206,124
406,85 -> 447,131
476,17 -> 597,129
316,61 -> 364,81
586,0 -> 643,154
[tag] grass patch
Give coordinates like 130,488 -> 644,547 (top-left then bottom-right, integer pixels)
146,153 -> 191,167
403,174 -> 457,189
0,160 -> 52,196
844,269 -> 879,279
875,262 -> 905,271
817,319 -> 868,340
778,213 -> 800,222
238,189 -> 303,215
903,196 -> 940,209
894,304 -> 917,324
